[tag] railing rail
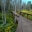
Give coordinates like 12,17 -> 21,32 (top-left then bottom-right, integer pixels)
21,12 -> 32,19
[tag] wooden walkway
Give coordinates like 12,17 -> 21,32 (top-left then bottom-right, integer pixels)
12,11 -> 32,32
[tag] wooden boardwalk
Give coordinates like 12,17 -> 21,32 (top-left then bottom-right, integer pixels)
12,11 -> 32,32
16,16 -> 32,32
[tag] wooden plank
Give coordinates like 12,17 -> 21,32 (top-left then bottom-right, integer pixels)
16,16 -> 32,32
12,11 -> 32,32
12,11 -> 20,17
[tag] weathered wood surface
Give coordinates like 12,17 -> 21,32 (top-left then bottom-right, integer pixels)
12,11 -> 20,17
12,11 -> 32,32
16,16 -> 32,32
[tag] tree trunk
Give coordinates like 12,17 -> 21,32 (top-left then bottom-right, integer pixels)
3,0 -> 6,25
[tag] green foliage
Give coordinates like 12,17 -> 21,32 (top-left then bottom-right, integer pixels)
22,10 -> 32,20
31,4 -> 32,9
0,20 -> 2,24
0,13 -> 17,32
28,15 -> 32,20
17,10 -> 32,20
0,13 -> 2,24
0,13 -> 2,20
10,24 -> 17,32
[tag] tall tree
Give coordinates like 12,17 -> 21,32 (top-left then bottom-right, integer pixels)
27,1 -> 31,11
2,0 -> 12,24
31,4 -> 32,9
22,2 -> 27,10
0,0 -> 14,24
20,0 -> 22,14
0,0 -> 2,12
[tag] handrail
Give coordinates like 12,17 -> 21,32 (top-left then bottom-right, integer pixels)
12,11 -> 20,17
21,12 -> 32,19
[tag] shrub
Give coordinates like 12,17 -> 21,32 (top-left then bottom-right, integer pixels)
0,13 -> 2,20
0,20 -> 3,24
0,13 -> 17,32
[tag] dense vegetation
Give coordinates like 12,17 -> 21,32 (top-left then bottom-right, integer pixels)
17,10 -> 32,21
0,12 -> 17,32
0,0 -> 32,32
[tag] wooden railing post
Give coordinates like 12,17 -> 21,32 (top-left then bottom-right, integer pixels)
27,14 -> 28,19
20,12 -> 32,20
21,12 -> 22,16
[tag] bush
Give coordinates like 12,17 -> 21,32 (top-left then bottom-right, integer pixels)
10,24 -> 17,32
0,13 -> 17,32
0,20 -> 3,24
0,13 -> 2,20
6,17 -> 10,23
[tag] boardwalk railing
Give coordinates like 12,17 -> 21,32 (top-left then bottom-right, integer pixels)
12,11 -> 20,23
12,11 -> 23,32
12,11 -> 20,18
20,12 -> 32,20
12,11 -> 32,32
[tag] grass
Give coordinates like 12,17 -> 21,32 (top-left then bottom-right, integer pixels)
22,10 -> 32,14
0,12 -> 17,32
